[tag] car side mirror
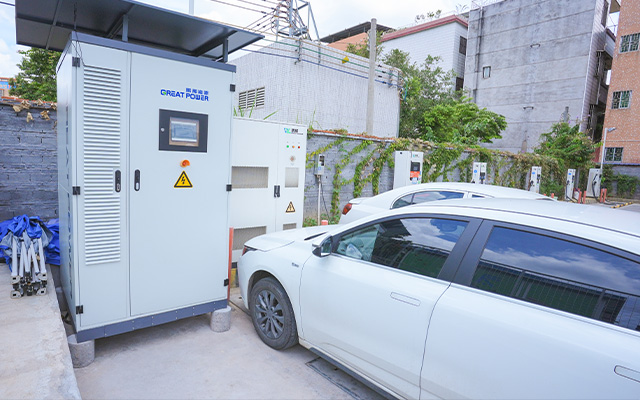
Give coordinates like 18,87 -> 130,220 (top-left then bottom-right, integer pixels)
312,237 -> 332,257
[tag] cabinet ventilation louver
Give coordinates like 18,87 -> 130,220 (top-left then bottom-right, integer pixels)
82,65 -> 122,265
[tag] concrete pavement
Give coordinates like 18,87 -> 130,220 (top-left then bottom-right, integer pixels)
74,290 -> 380,399
0,265 -> 81,399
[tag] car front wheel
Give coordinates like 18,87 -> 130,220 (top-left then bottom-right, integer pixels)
249,277 -> 298,350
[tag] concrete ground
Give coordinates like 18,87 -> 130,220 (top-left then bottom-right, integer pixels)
74,288 -> 382,400
618,203 -> 640,212
0,265 -> 80,400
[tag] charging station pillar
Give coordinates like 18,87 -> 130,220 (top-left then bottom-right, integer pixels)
393,151 -> 423,189
471,162 -> 487,184
588,168 -> 602,198
565,169 -> 576,200
529,166 -> 542,193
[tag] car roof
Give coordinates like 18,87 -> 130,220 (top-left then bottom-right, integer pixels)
358,182 -> 549,204
408,198 -> 640,238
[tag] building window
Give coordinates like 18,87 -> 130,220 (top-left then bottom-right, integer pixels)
612,90 -> 632,109
238,87 -> 265,110
601,0 -> 609,27
455,77 -> 464,91
459,36 -> 467,55
605,147 -> 623,162
482,66 -> 491,79
620,33 -> 640,53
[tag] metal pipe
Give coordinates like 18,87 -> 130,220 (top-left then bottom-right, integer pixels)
37,238 -> 47,280
19,241 -> 27,277
11,237 -> 18,277
28,243 -> 38,275
601,127 -> 616,172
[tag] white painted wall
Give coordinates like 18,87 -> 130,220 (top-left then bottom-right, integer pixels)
231,38 -> 401,138
382,21 -> 468,79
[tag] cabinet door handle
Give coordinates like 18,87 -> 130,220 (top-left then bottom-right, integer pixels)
115,170 -> 121,192
134,170 -> 141,191
274,185 -> 280,198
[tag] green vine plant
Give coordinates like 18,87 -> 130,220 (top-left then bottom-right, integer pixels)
307,128 -> 600,223
331,140 -> 373,215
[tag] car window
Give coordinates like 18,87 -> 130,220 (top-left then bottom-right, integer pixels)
471,194 -> 486,198
470,227 -> 640,331
335,218 -> 468,279
391,191 -> 465,209
391,194 -> 413,209
412,191 -> 464,204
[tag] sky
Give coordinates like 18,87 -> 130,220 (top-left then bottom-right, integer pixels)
0,0 -> 466,78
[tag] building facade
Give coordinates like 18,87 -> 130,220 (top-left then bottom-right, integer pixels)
381,15 -> 469,90
0,77 -> 12,97
464,0 -> 618,153
601,0 -> 640,165
232,37 -> 401,138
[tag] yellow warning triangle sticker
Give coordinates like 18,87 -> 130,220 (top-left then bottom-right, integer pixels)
174,171 -> 193,188
286,202 -> 295,213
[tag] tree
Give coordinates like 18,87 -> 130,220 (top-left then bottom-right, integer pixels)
382,49 -> 456,136
382,49 -> 506,144
534,122 -> 597,168
420,98 -> 506,144
10,48 -> 61,101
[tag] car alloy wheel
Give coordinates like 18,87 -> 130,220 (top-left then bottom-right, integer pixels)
249,277 -> 298,350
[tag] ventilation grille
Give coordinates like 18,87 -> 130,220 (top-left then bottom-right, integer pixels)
285,167 -> 299,188
232,166 -> 268,189
238,87 -> 265,110
283,223 -> 297,231
82,65 -> 122,265
233,226 -> 267,250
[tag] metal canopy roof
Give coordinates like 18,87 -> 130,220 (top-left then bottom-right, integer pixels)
15,0 -> 263,61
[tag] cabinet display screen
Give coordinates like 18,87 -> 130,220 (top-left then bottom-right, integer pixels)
169,118 -> 199,146
159,109 -> 208,152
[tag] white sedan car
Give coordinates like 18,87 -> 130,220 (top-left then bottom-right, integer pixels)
339,182 -> 552,224
238,199 -> 640,399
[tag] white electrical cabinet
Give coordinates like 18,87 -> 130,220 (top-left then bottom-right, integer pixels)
529,166 -> 542,193
393,151 -> 423,189
229,118 -> 306,262
58,33 -> 235,341
566,169 -> 576,200
588,168 -> 602,198
471,162 -> 487,184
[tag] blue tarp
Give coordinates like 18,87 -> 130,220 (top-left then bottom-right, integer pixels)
46,219 -> 60,265
0,215 -> 59,267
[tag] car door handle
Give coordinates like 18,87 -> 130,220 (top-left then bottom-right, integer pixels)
390,292 -> 421,307
615,365 -> 640,384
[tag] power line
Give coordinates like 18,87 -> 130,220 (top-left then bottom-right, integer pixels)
207,0 -> 268,14
0,1 -> 15,6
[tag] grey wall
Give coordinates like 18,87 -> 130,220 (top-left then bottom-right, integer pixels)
464,0 -> 611,153
232,37 -> 401,138
0,104 -> 58,222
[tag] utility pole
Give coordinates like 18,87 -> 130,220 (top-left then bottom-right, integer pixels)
189,0 -> 194,15
366,18 -> 377,135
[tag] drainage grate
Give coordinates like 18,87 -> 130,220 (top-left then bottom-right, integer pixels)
306,357 -> 391,400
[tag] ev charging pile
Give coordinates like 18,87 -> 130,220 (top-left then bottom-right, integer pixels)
15,0 -> 263,342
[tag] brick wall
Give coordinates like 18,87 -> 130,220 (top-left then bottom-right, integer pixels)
602,0 -> 640,164
0,104 -> 58,222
